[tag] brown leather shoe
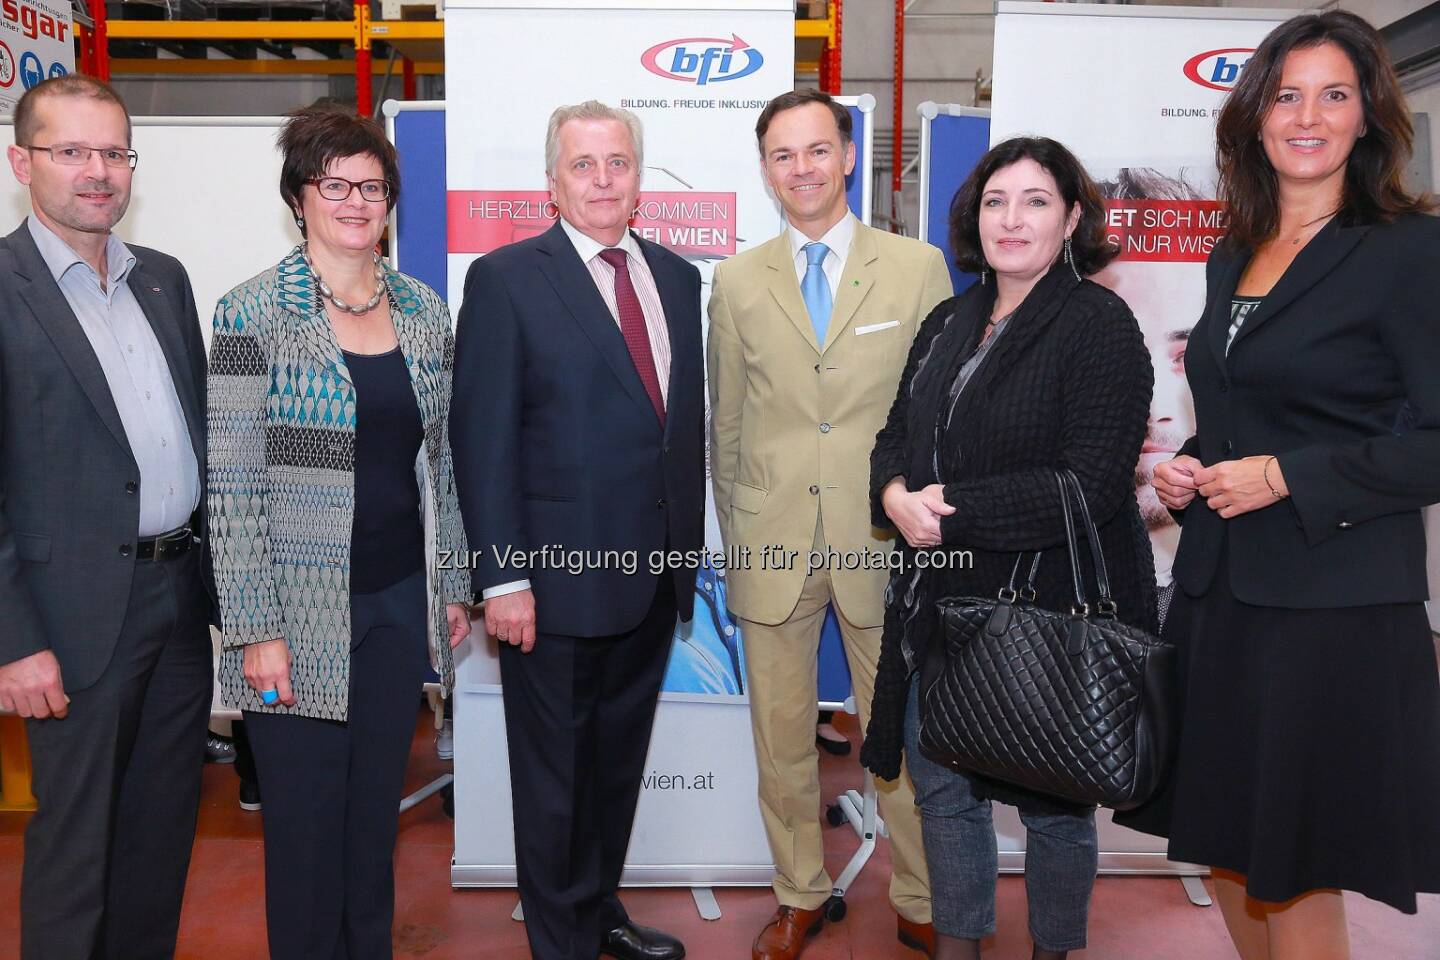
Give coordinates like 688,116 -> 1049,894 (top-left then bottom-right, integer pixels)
752,905 -> 825,960
896,914 -> 936,958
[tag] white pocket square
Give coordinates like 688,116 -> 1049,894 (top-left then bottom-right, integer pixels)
855,320 -> 901,336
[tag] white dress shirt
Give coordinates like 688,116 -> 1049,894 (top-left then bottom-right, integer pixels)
28,216 -> 200,537
559,217 -> 672,403
787,211 -> 856,301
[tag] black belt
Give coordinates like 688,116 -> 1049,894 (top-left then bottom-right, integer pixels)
136,526 -> 194,562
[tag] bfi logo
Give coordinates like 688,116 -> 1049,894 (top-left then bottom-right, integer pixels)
1183,48 -> 1255,92
640,34 -> 764,85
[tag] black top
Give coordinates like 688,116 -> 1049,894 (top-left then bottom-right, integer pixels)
344,346 -> 424,594
860,263 -> 1159,797
1171,213 -> 1440,608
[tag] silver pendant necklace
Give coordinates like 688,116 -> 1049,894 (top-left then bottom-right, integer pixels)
302,243 -> 387,315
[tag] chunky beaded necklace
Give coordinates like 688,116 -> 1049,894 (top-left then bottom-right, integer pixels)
302,243 -> 387,315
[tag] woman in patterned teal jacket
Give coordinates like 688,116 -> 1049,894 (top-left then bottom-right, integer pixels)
207,106 -> 472,960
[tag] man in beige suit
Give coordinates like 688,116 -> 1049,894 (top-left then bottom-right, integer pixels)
708,90 -> 953,960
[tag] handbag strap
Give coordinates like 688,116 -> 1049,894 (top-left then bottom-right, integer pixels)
958,452 -> 1116,616
999,473 -> 1093,612
1056,472 -> 1090,612
1008,471 -> 1119,618
1003,551 -> 1042,603
1059,468 -> 1118,617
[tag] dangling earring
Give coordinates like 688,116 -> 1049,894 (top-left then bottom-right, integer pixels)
979,265 -> 988,286
1064,236 -> 1081,282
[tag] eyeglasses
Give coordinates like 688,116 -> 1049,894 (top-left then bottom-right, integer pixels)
306,177 -> 392,202
23,144 -> 139,169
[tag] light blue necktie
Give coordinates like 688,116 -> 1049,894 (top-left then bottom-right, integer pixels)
801,241 -> 833,346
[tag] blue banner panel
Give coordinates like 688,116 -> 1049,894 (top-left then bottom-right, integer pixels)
817,608 -> 853,706
845,103 -> 865,220
926,112 -> 990,295
392,108 -> 449,301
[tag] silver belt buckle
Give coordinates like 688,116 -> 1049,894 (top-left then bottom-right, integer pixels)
155,525 -> 191,561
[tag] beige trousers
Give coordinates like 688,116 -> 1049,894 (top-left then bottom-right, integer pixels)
739,521 -> 931,923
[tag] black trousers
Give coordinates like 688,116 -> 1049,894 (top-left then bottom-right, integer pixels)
501,577 -> 677,960
233,716 -> 256,786
244,570 -> 429,960
22,550 -> 212,960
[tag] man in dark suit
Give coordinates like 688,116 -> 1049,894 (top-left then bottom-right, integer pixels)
0,77 -> 212,959
451,100 -> 703,960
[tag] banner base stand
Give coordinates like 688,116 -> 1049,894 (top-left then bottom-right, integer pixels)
827,772 -> 885,911
993,850 -> 1209,876
690,887 -> 722,921
503,887 -> 726,924
452,863 -> 774,888
1180,875 -> 1213,907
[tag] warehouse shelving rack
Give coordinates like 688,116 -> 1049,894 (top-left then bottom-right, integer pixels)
77,0 -> 845,113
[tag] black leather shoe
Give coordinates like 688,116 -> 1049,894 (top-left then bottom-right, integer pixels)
601,921 -> 686,960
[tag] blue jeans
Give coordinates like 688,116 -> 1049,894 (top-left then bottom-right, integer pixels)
904,676 -> 1097,951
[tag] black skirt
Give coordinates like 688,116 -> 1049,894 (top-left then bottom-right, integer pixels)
1121,551 -> 1440,913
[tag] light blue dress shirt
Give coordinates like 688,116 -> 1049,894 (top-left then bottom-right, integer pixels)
27,216 -> 199,536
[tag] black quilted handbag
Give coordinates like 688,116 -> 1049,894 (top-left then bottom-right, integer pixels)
918,469 -> 1177,810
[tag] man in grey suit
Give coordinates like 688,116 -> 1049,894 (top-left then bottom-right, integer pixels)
0,76 -> 212,959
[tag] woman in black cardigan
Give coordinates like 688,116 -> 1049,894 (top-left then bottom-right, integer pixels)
1129,13 -> 1440,959
860,137 -> 1156,960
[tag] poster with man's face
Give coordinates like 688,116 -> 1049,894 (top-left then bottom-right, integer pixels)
1092,167 -> 1215,586
1095,261 -> 1194,585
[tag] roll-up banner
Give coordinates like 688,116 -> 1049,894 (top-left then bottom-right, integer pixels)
991,1 -> 1288,873
386,91 -> 875,725
441,0 -> 801,887
391,94 -> 875,306
386,100 -> 447,298
917,103 -> 990,297
838,93 -> 876,229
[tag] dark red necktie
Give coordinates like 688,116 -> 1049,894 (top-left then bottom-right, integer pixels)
599,248 -> 665,424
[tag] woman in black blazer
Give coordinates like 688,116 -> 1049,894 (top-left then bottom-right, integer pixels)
1128,12 -> 1440,958
862,137 -> 1156,960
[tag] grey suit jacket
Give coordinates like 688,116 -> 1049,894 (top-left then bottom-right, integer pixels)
0,221 -> 210,690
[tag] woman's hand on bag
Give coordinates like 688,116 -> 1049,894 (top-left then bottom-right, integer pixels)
1153,455 -> 1202,511
1194,456 -> 1286,519
243,637 -> 296,706
882,478 -> 955,549
446,603 -> 473,650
